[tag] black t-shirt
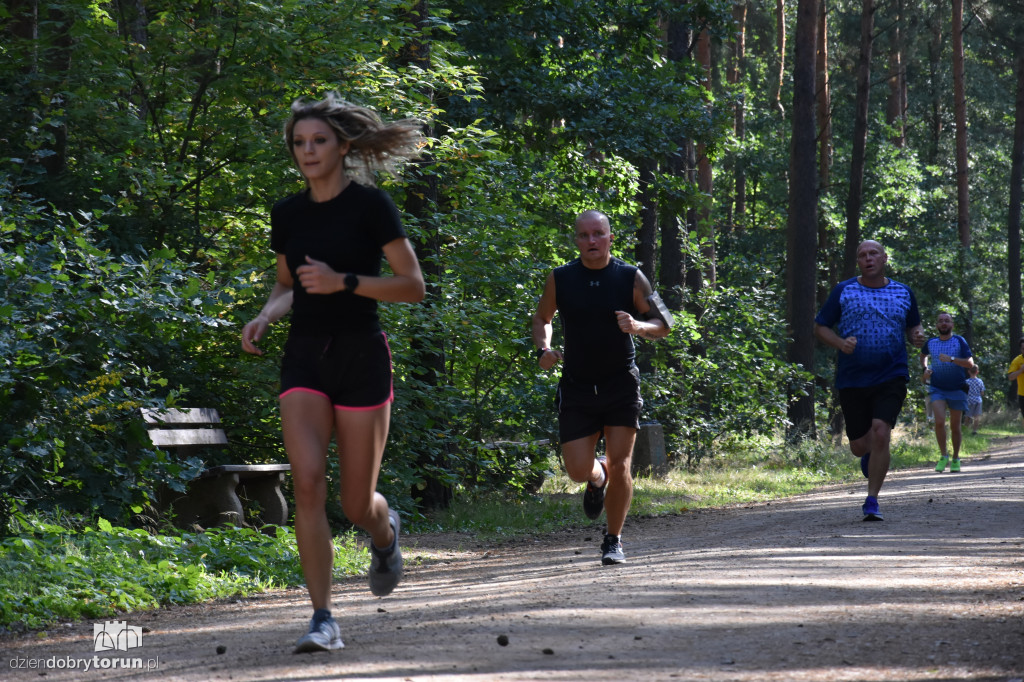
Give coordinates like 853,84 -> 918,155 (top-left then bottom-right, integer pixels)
270,182 -> 405,335
553,257 -> 638,383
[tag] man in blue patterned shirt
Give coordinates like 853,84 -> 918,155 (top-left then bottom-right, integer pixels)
814,240 -> 926,521
920,312 -> 974,473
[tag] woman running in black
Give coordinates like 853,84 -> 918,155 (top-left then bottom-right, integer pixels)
241,92 -> 424,652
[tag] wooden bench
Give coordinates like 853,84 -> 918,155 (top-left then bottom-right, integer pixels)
142,407 -> 291,529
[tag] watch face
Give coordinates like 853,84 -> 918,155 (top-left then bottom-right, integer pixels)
345,273 -> 358,291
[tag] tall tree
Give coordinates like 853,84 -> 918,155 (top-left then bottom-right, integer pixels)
398,0 -> 454,510
660,13 -> 692,304
952,0 -> 971,250
927,3 -> 945,162
728,0 -> 748,233
1009,49 -> 1024,365
636,159 -> 659,283
842,0 -> 875,279
774,0 -> 787,116
696,28 -> 716,287
785,0 -> 819,437
886,0 -> 907,147
952,0 -> 974,347
816,0 -> 835,309
816,0 -> 832,193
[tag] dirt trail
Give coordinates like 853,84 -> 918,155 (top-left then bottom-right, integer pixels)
4,439 -> 1023,682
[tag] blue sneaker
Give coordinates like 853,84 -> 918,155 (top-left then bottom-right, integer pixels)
862,495 -> 883,522
860,452 -> 870,478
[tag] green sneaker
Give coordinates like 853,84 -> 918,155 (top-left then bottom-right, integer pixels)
950,459 -> 961,473
935,456 -> 949,472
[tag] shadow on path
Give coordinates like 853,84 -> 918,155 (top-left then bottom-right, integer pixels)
4,439 -> 1023,682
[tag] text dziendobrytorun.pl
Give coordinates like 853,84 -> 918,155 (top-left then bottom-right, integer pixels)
9,655 -> 160,673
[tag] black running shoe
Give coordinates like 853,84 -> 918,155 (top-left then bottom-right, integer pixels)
582,457 -> 608,520
600,533 -> 626,565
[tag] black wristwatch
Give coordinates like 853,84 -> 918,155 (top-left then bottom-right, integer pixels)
344,273 -> 359,293
535,347 -> 549,360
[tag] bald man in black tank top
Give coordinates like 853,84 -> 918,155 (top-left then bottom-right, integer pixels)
532,210 -> 670,565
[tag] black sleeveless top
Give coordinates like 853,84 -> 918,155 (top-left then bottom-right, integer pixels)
553,257 -> 638,383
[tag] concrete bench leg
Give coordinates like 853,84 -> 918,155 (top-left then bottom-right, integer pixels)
631,422 -> 667,476
239,473 -> 289,528
178,473 -> 244,528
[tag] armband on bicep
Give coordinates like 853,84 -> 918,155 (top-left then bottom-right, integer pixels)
642,291 -> 675,330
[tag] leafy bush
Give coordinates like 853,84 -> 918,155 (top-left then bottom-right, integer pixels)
645,283 -> 807,466
0,187 -> 233,527
0,513 -> 365,634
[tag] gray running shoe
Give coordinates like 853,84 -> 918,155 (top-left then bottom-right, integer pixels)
369,509 -> 402,596
600,533 -> 626,565
582,456 -> 608,520
294,613 -> 344,653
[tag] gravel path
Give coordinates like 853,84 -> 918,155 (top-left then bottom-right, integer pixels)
4,438 -> 1023,681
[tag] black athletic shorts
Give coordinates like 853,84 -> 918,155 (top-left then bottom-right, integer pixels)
1017,394 -> 1024,419
280,329 -> 393,410
556,366 -> 643,443
839,376 -> 908,442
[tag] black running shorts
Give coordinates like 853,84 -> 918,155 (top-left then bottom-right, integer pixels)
556,366 -> 643,444
280,330 -> 393,410
839,376 -> 908,442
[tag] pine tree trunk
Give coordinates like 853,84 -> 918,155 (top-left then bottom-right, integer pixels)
635,158 -> 658,284
729,1 -> 748,233
952,0 -> 970,250
843,0 -> 874,280
886,0 -> 906,147
786,0 -> 819,438
774,0 -> 787,117
399,0 -> 452,511
1009,51 -> 1024,374
696,28 -> 716,287
951,0 -> 974,346
816,0 -> 834,309
816,0 -> 831,193
928,4 -> 944,163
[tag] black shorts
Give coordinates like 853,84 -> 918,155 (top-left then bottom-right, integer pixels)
839,377 -> 908,442
1017,394 -> 1024,418
280,329 -> 393,410
556,366 -> 643,443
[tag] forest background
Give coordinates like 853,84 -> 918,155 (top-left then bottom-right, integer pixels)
3,0 -> 1024,530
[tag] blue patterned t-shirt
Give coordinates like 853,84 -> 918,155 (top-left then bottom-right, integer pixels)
966,377 -> 985,404
815,277 -> 921,389
921,335 -> 972,391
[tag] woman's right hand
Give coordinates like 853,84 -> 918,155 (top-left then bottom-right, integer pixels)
241,317 -> 269,356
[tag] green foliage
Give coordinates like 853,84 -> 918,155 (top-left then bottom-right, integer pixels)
447,0 -> 733,159
4,0 -> 1021,530
0,185 -> 235,525
644,283 -> 807,466
0,513 -> 365,634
